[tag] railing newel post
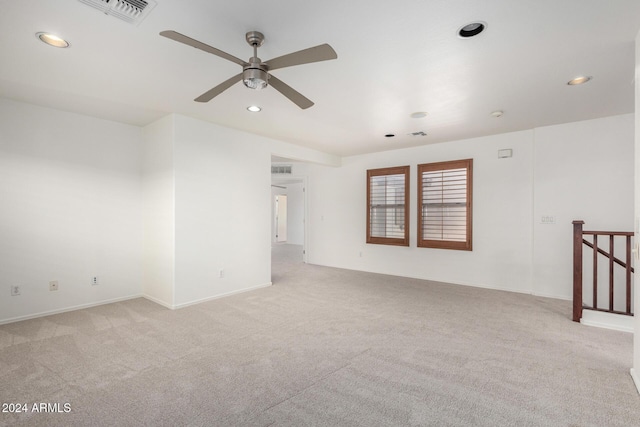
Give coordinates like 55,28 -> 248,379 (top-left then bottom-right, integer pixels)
573,220 -> 585,322
626,235 -> 632,314
593,234 -> 598,310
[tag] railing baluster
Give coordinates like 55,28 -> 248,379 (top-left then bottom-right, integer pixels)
609,235 -> 614,312
593,234 -> 598,309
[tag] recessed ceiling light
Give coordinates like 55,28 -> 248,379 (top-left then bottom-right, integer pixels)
458,22 -> 486,38
247,105 -> 261,112
384,134 -> 395,138
490,110 -> 504,118
36,32 -> 70,48
410,112 -> 428,119
567,76 -> 592,86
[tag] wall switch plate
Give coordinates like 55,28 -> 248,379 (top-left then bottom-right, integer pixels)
91,276 -> 99,286
218,269 -> 224,278
11,285 -> 20,296
49,281 -> 59,291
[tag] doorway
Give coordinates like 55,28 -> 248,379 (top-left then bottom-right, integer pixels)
270,165 -> 308,283
271,182 -> 305,283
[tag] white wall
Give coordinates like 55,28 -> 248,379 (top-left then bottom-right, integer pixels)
533,115 -> 634,299
286,183 -> 305,245
306,114 -> 634,300
307,130 -> 535,293
172,115 -> 273,307
0,99 -> 143,323
632,28 -> 640,391
142,115 -> 175,308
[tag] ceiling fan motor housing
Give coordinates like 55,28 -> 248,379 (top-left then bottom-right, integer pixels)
243,58 -> 269,90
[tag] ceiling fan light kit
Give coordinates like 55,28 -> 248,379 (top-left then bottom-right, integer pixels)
160,29 -> 337,109
243,67 -> 268,90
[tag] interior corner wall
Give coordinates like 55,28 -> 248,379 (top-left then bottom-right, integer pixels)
306,114 -> 634,300
142,115 -> 175,308
0,99 -> 144,323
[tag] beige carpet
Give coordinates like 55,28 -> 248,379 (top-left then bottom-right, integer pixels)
1,243 -> 638,426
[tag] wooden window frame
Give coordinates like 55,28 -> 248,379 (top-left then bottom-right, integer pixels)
418,159 -> 473,251
366,166 -> 410,246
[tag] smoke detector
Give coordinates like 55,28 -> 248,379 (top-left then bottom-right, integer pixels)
78,0 -> 157,25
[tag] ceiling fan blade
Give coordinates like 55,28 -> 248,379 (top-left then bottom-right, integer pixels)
194,73 -> 243,103
268,75 -> 314,109
160,30 -> 247,67
264,44 -> 337,71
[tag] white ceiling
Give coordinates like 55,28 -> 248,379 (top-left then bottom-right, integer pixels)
1,1 -> 639,157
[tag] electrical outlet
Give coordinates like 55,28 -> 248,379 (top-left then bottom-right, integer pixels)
91,276 -> 99,286
49,281 -> 59,291
11,285 -> 20,296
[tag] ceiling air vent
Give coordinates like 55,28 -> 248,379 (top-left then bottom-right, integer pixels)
271,165 -> 292,175
78,0 -> 157,25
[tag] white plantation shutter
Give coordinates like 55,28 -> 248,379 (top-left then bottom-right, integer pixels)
367,166 -> 409,246
422,168 -> 467,241
418,159 -> 472,250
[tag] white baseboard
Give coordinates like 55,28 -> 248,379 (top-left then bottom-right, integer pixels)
0,283 -> 276,325
172,282 -> 273,310
0,294 -> 143,325
141,293 -> 175,310
580,310 -> 634,333
306,261 -> 558,299
531,291 -> 572,301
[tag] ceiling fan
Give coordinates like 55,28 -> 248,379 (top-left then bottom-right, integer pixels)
160,30 -> 337,109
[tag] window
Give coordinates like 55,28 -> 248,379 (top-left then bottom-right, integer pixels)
366,166 -> 410,246
418,159 -> 473,250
